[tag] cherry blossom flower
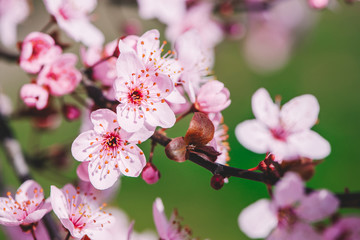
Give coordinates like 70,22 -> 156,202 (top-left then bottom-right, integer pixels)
0,0 -> 29,46
323,217 -> 360,240
195,80 -> 231,114
19,32 -> 62,74
166,2 -> 223,48
114,45 -> 176,133
235,88 -> 331,162
37,53 -> 82,97
238,172 -> 339,240
50,184 -> 114,239
0,180 -> 51,226
141,162 -> 160,184
208,114 -> 230,165
71,108 -> 149,190
3,222 -> 50,240
20,84 -> 49,110
308,0 -> 329,9
153,198 -> 194,240
43,0 -> 104,47
137,0 -> 186,25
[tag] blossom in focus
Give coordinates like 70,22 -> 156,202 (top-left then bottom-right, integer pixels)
323,217 -> 360,240
3,221 -> 50,240
19,32 -> 62,74
0,180 -> 51,226
71,109 -> 149,190
153,198 -> 194,240
37,53 -> 82,96
235,88 -> 331,162
238,172 -> 339,239
195,80 -> 231,114
50,184 -> 114,239
141,162 -> 160,184
20,84 -> 49,110
43,0 -> 104,47
0,0 -> 29,46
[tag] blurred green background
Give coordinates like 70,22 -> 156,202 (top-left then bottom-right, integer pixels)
1,1 -> 360,239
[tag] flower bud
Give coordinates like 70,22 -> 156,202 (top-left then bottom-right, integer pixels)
210,174 -> 224,190
142,163 -> 160,184
62,104 -> 81,121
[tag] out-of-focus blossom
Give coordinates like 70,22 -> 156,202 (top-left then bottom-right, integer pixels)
153,198 -> 194,239
19,32 -> 62,74
3,221 -> 50,240
323,217 -> 360,240
0,91 -> 13,116
137,0 -> 186,25
141,162 -> 160,184
175,30 -> 214,103
50,184 -> 114,239
0,0 -> 29,46
0,180 -> 51,226
37,53 -> 82,96
43,0 -> 104,47
235,88 -> 330,162
166,2 -> 223,48
239,172 -> 339,239
195,80 -> 231,114
62,104 -> 81,121
20,84 -> 49,110
122,18 -> 142,36
114,46 -> 176,132
71,109 -> 148,190
308,0 -> 329,9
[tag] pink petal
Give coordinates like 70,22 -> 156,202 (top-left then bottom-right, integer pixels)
90,109 -> 118,134
287,130 -> 331,160
15,180 -> 44,203
323,217 -> 360,240
71,130 -> 98,162
143,102 -> 176,128
296,189 -> 339,222
136,29 -> 160,61
4,221 -> 50,240
280,94 -> 319,132
153,198 -> 169,239
22,209 -> 50,224
116,104 -> 145,132
238,199 -> 277,239
268,222 -> 321,240
116,51 -> 145,80
120,123 -> 155,143
77,162 -> 90,182
274,172 -> 304,207
235,120 -> 273,153
252,88 -> 280,129
50,186 -> 69,219
88,157 -> 121,190
0,216 -> 20,226
118,144 -> 146,177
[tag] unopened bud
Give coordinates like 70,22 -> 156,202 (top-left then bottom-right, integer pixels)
210,174 -> 224,190
62,104 -> 81,121
142,163 -> 160,184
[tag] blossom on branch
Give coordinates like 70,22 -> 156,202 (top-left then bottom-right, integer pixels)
71,109 -> 149,190
20,84 -> 49,110
0,180 -> 51,226
235,88 -> 331,162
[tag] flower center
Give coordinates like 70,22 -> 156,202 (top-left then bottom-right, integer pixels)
128,88 -> 143,105
104,132 -> 121,149
277,207 -> 297,228
270,127 -> 287,141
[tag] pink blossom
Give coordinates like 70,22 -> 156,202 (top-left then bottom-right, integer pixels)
153,198 -> 194,239
50,184 -> 114,239
0,180 -> 51,226
0,0 -> 29,46
195,80 -> 231,113
235,88 -> 331,162
71,109 -> 149,190
238,172 -> 339,239
308,0 -> 329,9
141,162 -> 160,184
3,221 -> 50,240
323,217 -> 360,240
37,53 -> 82,96
19,32 -> 62,74
114,47 -> 176,133
20,84 -> 49,110
165,2 -> 223,48
208,113 -> 230,165
137,0 -> 186,25
43,0 -> 104,47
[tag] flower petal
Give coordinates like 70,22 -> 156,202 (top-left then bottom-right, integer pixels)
88,157 -> 121,190
116,104 -> 145,132
143,102 -> 176,128
153,198 -> 169,239
116,51 -> 145,80
23,209 -> 50,224
71,130 -> 99,162
15,180 -> 43,203
90,108 -> 118,134
118,144 -> 146,177
77,162 -> 90,182
50,186 -> 69,219
252,88 -> 280,128
274,172 -> 304,207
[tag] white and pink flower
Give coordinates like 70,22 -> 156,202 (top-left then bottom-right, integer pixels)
19,32 -> 62,74
20,84 -> 49,110
50,184 -> 114,239
37,53 -> 82,96
0,180 -> 51,226
71,109 -> 149,190
43,0 -> 104,47
238,172 -> 339,240
235,88 -> 331,162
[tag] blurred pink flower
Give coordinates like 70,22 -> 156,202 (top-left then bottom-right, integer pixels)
308,0 -> 329,9
19,32 -> 62,74
0,180 -> 51,226
0,91 -> 13,116
239,172 -> 339,239
0,0 -> 29,46
50,184 -> 114,239
235,88 -> 330,162
43,0 -> 104,47
37,53 -> 82,96
323,217 -> 360,240
3,221 -> 50,240
195,80 -> 231,113
20,84 -> 49,110
71,109 -> 148,190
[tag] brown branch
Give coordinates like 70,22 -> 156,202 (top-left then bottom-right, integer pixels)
0,49 -> 19,63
